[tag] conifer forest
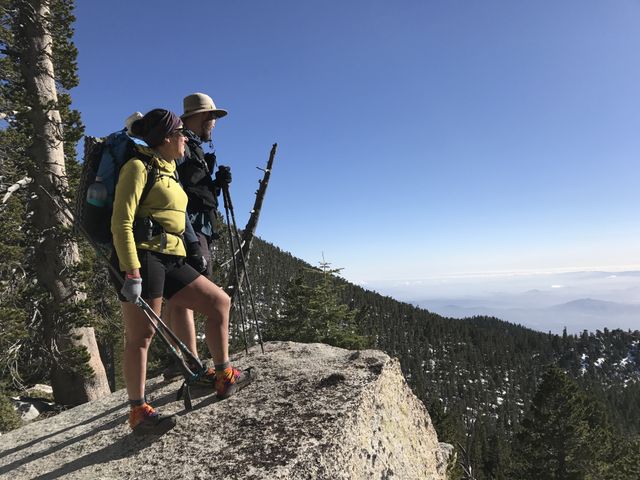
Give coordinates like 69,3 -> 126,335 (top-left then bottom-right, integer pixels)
1,1 -> 640,479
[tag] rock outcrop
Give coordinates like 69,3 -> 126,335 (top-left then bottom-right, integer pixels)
0,342 -> 450,479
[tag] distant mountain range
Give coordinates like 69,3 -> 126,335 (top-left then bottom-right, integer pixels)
418,297 -> 640,333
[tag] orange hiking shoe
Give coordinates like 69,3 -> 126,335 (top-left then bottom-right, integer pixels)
163,361 -> 215,386
128,403 -> 176,436
193,367 -> 216,387
215,366 -> 255,399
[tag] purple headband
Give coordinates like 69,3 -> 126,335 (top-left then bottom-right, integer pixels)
143,110 -> 182,147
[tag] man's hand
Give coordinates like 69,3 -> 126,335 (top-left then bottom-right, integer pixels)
213,165 -> 232,188
186,242 -> 208,274
203,152 -> 216,172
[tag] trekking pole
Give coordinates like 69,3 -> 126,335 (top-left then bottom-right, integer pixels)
39,185 -> 205,410
221,185 -> 265,354
221,189 -> 249,355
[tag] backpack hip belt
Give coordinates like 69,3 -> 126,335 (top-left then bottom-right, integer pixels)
133,217 -> 182,242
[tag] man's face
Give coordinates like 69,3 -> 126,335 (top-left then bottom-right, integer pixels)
198,112 -> 216,142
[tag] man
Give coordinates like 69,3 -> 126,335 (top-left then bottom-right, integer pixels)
163,92 -> 232,382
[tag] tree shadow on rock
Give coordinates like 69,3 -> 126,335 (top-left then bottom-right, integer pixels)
0,401 -> 128,473
30,431 -> 162,480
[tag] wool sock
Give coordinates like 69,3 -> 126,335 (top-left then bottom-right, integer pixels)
214,361 -> 231,376
129,398 -> 145,408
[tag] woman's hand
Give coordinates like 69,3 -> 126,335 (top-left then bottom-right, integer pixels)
121,270 -> 142,304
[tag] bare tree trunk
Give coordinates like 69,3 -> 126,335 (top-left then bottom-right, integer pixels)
226,143 -> 277,301
19,0 -> 110,405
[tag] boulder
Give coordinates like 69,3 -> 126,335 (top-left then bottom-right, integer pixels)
0,342 -> 449,479
10,399 -> 39,422
24,384 -> 53,396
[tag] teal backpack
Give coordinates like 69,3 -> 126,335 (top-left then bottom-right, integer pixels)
76,130 -> 156,246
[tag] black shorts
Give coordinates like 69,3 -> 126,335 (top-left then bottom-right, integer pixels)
110,249 -> 200,301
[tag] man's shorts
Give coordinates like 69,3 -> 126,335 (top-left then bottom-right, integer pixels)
195,232 -> 213,278
110,249 -> 200,302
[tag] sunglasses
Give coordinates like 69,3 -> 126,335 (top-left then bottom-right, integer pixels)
170,128 -> 187,138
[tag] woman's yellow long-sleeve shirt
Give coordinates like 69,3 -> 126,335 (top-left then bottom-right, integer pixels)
111,153 -> 188,271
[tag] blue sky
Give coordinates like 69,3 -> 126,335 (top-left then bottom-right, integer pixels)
73,1 -> 640,289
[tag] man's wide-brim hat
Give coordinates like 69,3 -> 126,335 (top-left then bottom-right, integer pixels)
181,92 -> 228,119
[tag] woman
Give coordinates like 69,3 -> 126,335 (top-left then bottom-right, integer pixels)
110,108 -> 251,436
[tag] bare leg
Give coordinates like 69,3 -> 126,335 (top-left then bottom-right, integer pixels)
169,276 -> 230,365
122,298 -> 163,401
164,301 -> 199,357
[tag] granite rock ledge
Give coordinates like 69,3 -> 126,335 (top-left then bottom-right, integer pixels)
0,341 -> 450,479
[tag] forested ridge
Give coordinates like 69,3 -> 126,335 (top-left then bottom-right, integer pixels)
243,236 -> 640,427
236,236 -> 640,478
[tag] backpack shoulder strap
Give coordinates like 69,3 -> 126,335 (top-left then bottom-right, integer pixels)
173,162 -> 180,182
136,152 -> 157,207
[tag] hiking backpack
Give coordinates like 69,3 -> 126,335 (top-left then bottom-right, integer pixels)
76,129 -> 156,247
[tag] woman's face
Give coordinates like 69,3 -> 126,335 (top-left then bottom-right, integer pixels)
167,127 -> 188,159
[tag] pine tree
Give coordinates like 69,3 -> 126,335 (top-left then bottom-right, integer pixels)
0,0 -> 110,405
512,365 -> 618,479
265,259 -> 369,349
603,438 -> 640,480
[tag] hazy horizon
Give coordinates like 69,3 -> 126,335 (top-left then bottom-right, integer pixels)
360,268 -> 640,334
